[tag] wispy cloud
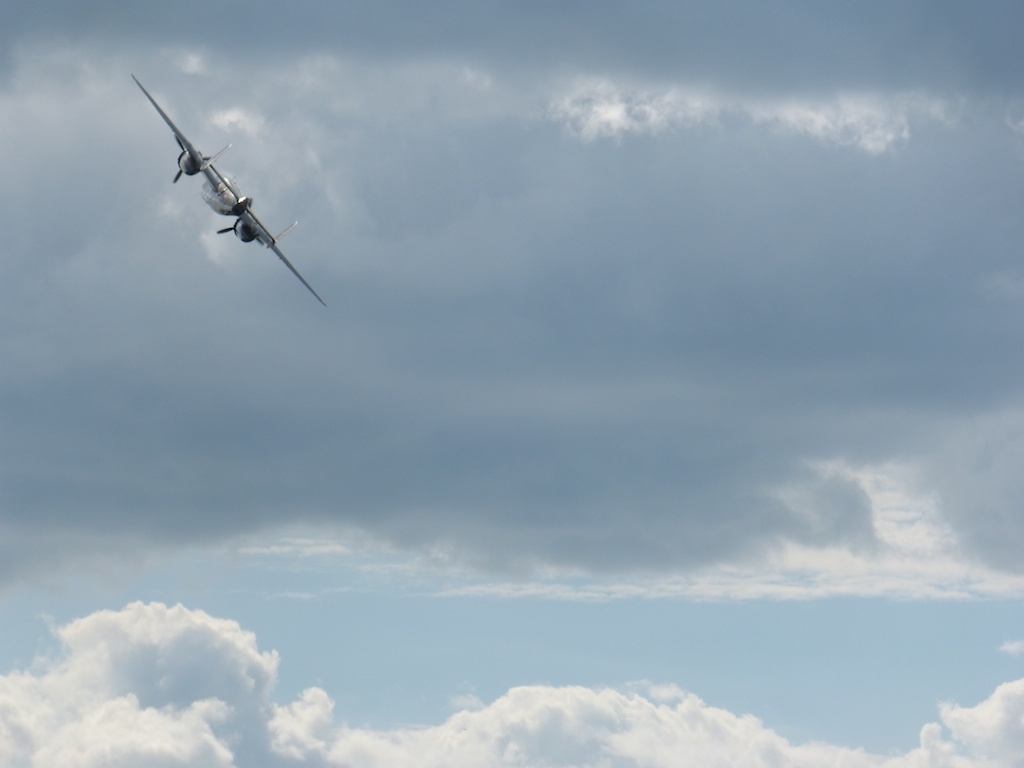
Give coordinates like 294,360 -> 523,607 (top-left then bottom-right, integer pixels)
1000,641 -> 1024,656
551,80 -> 949,154
210,108 -> 265,136
238,462 -> 1024,603
550,80 -> 720,141
238,538 -> 352,558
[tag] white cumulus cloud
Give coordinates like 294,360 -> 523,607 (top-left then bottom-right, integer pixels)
0,602 -> 277,768
2,603 -> 1024,767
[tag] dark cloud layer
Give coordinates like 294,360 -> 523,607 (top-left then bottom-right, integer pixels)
3,4 -> 1024,584
5,1 -> 1024,92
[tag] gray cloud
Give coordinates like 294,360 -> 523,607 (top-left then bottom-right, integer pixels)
3,5 -> 1024,585
6,1 -> 1024,94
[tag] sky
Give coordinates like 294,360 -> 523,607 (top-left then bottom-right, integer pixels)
5,1 -> 1024,765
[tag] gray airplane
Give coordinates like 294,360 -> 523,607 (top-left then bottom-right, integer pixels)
132,75 -> 326,306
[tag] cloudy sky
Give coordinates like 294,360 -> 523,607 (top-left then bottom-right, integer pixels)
6,1 -> 1024,765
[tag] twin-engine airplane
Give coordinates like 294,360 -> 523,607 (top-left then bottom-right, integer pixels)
132,75 -> 326,306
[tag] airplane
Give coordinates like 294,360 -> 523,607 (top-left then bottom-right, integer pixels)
132,74 -> 326,306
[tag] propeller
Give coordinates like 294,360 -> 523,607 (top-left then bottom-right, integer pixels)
173,169 -> 183,184
217,224 -> 235,234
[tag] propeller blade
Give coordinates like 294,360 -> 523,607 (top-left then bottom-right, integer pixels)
173,169 -> 183,184
216,226 -> 234,234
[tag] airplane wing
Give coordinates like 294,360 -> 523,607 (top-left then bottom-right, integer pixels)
242,209 -> 327,307
270,240 -> 328,307
132,74 -> 205,166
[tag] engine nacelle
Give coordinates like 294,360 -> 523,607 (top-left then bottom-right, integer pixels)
177,150 -> 201,176
231,196 -> 253,216
232,219 -> 259,242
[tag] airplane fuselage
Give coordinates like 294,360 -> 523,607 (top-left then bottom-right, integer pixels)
200,177 -> 251,217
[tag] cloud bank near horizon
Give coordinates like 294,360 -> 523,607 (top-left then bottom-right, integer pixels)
1,602 -> 1023,768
